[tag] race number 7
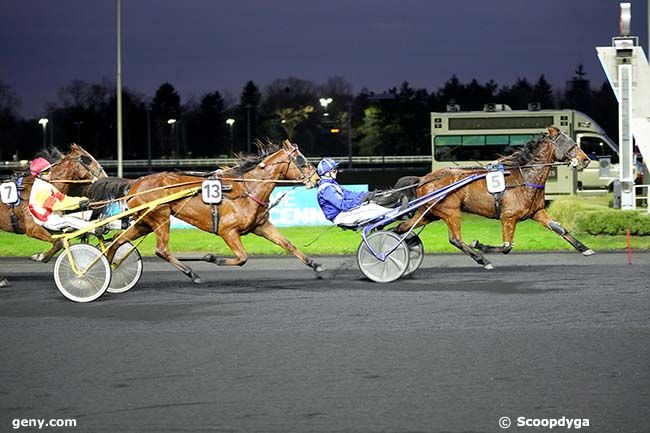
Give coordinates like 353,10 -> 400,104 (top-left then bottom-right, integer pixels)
201,180 -> 222,204
485,172 -> 506,194
0,182 -> 19,205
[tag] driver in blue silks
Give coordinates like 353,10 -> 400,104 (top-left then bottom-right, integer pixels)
316,158 -> 390,226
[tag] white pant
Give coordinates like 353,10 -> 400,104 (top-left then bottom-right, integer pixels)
333,203 -> 390,227
42,211 -> 94,232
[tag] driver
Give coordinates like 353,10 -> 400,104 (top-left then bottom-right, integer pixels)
27,157 -> 95,232
316,158 -> 390,226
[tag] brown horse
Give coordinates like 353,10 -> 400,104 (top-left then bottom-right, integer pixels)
395,126 -> 593,269
87,140 -> 322,283
0,144 -> 107,262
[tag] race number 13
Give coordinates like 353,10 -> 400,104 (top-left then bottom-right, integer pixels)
486,172 -> 506,194
201,180 -> 222,204
0,182 -> 18,204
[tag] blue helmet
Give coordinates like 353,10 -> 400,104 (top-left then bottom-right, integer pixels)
317,158 -> 340,176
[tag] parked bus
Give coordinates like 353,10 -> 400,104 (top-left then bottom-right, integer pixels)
431,105 -> 623,198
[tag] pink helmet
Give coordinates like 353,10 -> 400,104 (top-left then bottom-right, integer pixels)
30,157 -> 52,176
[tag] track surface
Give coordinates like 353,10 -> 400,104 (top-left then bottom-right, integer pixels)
1,252 -> 649,432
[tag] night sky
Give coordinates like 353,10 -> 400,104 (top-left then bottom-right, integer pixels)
2,0 -> 648,118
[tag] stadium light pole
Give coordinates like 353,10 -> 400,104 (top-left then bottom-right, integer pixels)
167,118 -> 177,157
38,118 -> 48,148
146,107 -> 152,173
346,101 -> 353,168
226,118 -> 235,155
319,97 -> 332,116
116,0 -> 123,177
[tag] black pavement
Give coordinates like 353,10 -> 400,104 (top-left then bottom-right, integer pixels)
0,252 -> 649,432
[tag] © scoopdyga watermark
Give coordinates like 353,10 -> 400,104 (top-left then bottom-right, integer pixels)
499,416 -> 590,429
12,418 -> 77,430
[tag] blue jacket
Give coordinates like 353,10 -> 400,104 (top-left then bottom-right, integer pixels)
317,177 -> 366,221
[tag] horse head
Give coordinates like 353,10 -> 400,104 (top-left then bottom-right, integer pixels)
546,126 -> 591,171
51,143 -> 107,183
279,140 -> 320,188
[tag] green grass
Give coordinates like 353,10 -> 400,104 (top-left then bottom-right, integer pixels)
1,212 -> 648,257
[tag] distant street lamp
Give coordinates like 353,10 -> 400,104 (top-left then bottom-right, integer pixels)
319,97 -> 333,117
226,118 -> 235,155
167,118 -> 177,157
38,118 -> 48,147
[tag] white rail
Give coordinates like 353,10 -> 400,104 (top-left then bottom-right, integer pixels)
1,155 -> 433,170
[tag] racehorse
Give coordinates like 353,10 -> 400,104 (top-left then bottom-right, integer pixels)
87,140 -> 322,283
395,126 -> 593,269
0,144 -> 106,262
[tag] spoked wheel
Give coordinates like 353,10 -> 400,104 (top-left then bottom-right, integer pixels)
403,233 -> 424,276
356,230 -> 410,283
53,244 -> 111,303
107,241 -> 143,294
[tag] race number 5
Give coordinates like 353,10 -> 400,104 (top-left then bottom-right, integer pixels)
0,182 -> 19,205
486,172 -> 506,194
201,180 -> 222,204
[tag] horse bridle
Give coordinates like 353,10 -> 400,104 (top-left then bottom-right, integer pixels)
47,154 -> 103,182
548,131 -> 580,166
282,144 -> 319,186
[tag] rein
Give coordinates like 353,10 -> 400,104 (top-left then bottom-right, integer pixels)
86,156 -> 313,208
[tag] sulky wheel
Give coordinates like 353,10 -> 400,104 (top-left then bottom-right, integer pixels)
356,230 -> 410,283
53,244 -> 111,303
403,233 -> 424,276
107,241 -> 143,294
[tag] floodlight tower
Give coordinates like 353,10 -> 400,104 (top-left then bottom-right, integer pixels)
597,2 -> 650,210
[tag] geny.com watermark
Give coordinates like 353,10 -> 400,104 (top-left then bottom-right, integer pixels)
11,418 -> 77,430
499,416 -> 590,429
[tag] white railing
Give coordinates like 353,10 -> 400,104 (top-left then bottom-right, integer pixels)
1,155 -> 433,170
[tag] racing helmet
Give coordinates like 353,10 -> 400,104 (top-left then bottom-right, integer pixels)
317,158 -> 340,176
30,157 -> 52,177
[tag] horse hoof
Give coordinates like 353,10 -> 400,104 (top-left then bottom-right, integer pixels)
30,253 -> 45,263
469,240 -> 479,249
0,279 -> 9,288
582,249 -> 595,257
314,264 -> 326,273
192,276 -> 202,284
202,253 -> 215,263
483,263 -> 495,270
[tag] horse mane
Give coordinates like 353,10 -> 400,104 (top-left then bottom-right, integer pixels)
34,146 -> 65,163
223,139 -> 281,176
498,135 -> 547,166
85,177 -> 132,200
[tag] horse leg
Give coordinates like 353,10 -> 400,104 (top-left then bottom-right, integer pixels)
395,208 -> 432,234
24,224 -> 60,263
442,214 -> 494,269
251,221 -> 324,273
203,229 -> 248,266
470,218 -> 516,254
151,220 -> 203,283
532,209 -> 595,256
104,222 -> 151,263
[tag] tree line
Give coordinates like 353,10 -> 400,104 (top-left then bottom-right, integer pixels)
0,64 -> 618,162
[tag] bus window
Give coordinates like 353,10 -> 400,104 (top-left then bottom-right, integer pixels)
436,136 -> 462,145
579,136 -> 619,163
486,135 -> 509,145
510,134 -> 534,145
434,134 -> 534,162
462,136 -> 485,146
